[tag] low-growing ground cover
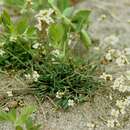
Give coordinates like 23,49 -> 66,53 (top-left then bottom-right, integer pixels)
0,0 -> 105,129
0,0 -> 130,130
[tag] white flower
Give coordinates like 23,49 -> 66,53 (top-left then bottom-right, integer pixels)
7,91 -> 13,97
118,85 -> 128,92
52,49 -> 60,56
104,35 -> 119,46
111,75 -> 128,92
105,52 -> 112,61
25,73 -> 31,80
100,73 -> 113,81
32,43 -> 40,49
118,98 -> 130,114
93,47 -> 100,51
68,99 -> 74,107
0,42 -> 5,47
0,49 -> 5,56
107,119 -> 115,128
120,108 -> 126,115
107,119 -> 120,128
32,71 -> 40,82
68,32 -> 79,48
116,100 -> 125,109
35,19 -> 42,31
56,91 -> 64,99
26,0 -> 33,5
10,35 -> 17,42
3,107 -> 10,112
87,122 -> 95,129
116,55 -> 129,67
110,109 -> 119,118
35,9 -> 54,31
51,49 -> 64,58
116,99 -> 129,114
98,14 -> 107,21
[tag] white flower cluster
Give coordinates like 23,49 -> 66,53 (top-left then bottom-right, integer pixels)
86,122 -> 95,130
25,71 -> 40,82
56,91 -> 65,99
0,42 -> 5,56
35,9 -> 54,31
116,55 -> 129,67
51,49 -> 64,58
0,49 -> 5,56
107,119 -> 120,128
104,48 -> 129,66
107,98 -> 130,128
32,43 -> 41,49
26,0 -> 33,5
110,108 -> 119,118
0,42 -> 5,48
68,32 -> 80,47
105,49 -> 121,61
7,91 -> 13,97
68,99 -> 74,107
98,14 -> 107,21
116,98 -> 130,114
111,75 -> 128,92
100,73 -> 113,81
9,35 -> 17,42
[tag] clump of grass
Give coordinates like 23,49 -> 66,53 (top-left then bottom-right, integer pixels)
32,56 -> 104,109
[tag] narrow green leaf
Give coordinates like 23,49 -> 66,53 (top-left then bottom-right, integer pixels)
16,106 -> 36,126
16,18 -> 28,34
0,16 -> 2,24
49,23 -> 65,44
72,10 -> 91,31
63,7 -> 74,17
80,29 -> 91,48
8,109 -> 16,122
48,0 -> 54,5
57,0 -> 70,12
15,126 -> 23,130
1,10 -> 11,26
0,111 -> 9,121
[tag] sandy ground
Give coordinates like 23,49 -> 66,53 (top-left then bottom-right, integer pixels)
1,0 -> 130,130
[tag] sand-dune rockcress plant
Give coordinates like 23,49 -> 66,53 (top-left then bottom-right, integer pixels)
0,0 -> 104,109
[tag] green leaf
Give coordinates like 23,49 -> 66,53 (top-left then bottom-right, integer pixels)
0,111 -> 9,121
16,18 -> 28,34
3,0 -> 24,9
8,109 -> 16,122
80,29 -> 91,48
25,117 -> 33,130
48,0 -> 54,5
16,106 -> 36,126
72,10 -> 91,31
15,126 -> 23,130
57,0 -> 71,12
63,7 -> 74,17
1,10 -> 11,26
49,23 -> 65,44
0,16 -> 2,24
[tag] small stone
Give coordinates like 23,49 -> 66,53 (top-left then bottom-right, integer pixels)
3,107 -> 10,112
7,100 -> 18,109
